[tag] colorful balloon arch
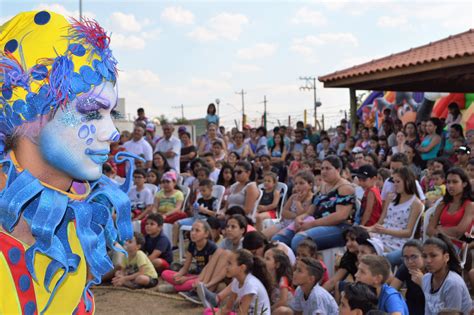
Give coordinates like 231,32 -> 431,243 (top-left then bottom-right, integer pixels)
358,91 -> 474,130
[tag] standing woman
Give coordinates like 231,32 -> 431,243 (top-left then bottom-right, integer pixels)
442,124 -> 464,157
427,167 -> 474,247
391,131 -> 409,155
418,118 -> 442,163
205,103 -> 219,129
421,235 -> 472,315
290,156 -> 356,251
179,131 -> 197,173
226,161 -> 260,220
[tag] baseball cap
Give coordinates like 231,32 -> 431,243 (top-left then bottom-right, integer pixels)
146,123 -> 155,132
178,126 -> 187,133
456,145 -> 471,155
366,238 -> 384,256
352,147 -> 364,154
352,164 -> 377,179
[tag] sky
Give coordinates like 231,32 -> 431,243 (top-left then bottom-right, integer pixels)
1,0 -> 473,128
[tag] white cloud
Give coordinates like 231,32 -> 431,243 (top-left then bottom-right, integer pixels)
191,78 -> 231,90
290,44 -> 314,57
161,6 -> 194,25
110,33 -> 146,50
291,33 -> 358,60
109,12 -> 143,32
188,12 -> 249,42
237,43 -> 277,60
377,16 -> 409,28
140,28 -> 162,40
233,64 -> 262,73
121,69 -> 161,87
291,7 -> 327,26
34,3 -> 95,20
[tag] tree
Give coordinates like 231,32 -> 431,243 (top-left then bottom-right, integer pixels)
155,114 -> 168,125
174,117 -> 189,125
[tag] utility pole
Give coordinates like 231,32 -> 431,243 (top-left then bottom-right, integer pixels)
79,0 -> 83,20
235,89 -> 247,128
172,104 -> 185,121
215,98 -> 220,116
299,76 -> 320,129
261,95 -> 268,129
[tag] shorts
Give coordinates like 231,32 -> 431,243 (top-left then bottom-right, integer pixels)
157,258 -> 170,270
141,277 -> 158,289
164,212 -> 188,224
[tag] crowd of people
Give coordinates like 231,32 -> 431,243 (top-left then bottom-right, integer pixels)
104,103 -> 474,315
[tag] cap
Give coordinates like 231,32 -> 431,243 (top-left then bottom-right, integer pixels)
352,164 -> 377,179
243,124 -> 251,130
146,123 -> 155,132
352,147 -> 364,154
178,126 -> 187,133
456,145 -> 471,155
161,171 -> 177,182
367,238 -> 384,256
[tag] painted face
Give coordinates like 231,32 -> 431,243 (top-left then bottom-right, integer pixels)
39,82 -> 119,181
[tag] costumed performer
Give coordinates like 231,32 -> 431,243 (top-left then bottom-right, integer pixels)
0,11 -> 138,314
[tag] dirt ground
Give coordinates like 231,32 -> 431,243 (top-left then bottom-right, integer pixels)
93,286 -> 203,315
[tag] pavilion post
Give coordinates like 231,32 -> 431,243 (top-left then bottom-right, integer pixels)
349,88 -> 358,136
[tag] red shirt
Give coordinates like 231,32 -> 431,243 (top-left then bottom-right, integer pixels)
361,186 -> 382,226
440,200 -> 472,248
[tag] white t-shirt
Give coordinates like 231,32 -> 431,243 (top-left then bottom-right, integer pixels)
381,178 -> 426,201
128,186 -> 154,210
290,284 -> 339,315
209,168 -> 221,183
155,136 -> 182,173
230,273 -> 271,315
123,138 -> 153,162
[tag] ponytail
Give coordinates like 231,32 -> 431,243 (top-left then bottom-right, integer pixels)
235,249 -> 274,297
424,234 -> 462,275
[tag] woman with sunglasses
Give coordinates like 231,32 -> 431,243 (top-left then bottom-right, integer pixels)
226,161 -> 260,220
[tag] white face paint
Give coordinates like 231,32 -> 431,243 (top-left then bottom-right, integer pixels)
39,82 -> 120,181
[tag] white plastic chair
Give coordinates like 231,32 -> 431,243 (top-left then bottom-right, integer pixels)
423,205 -> 437,241
144,183 -> 159,196
249,189 -> 263,223
178,185 -> 226,262
259,182 -> 289,230
411,204 -> 425,239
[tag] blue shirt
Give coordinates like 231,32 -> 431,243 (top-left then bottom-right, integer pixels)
378,284 -> 409,315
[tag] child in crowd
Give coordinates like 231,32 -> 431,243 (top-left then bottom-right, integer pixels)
265,171 -> 314,239
155,171 -> 185,224
212,140 -> 226,162
112,232 -> 158,289
143,213 -> 173,273
203,152 -> 221,183
242,231 -> 296,265
264,248 -> 294,310
339,282 -> 378,315
323,226 -> 369,294
425,169 -> 446,207
390,239 -> 425,315
355,254 -> 409,315
212,249 -> 272,315
129,169 -> 154,222
274,257 -> 338,315
313,169 -> 323,195
191,167 -> 211,205
288,151 -> 303,182
146,169 -> 160,187
216,163 -> 235,210
295,238 -> 329,285
160,220 -> 217,293
353,164 -> 382,226
421,235 -> 472,315
256,172 -> 281,231
376,168 -> 391,191
181,214 -> 248,304
207,216 -> 223,244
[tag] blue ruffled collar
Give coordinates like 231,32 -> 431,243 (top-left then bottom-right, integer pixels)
0,151 -> 137,314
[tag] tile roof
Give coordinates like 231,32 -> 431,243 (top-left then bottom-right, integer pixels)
319,29 -> 474,82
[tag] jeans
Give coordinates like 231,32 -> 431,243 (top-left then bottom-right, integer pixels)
272,223 -> 349,252
384,249 -> 402,267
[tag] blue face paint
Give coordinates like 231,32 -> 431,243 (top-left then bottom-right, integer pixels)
38,82 -> 118,181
